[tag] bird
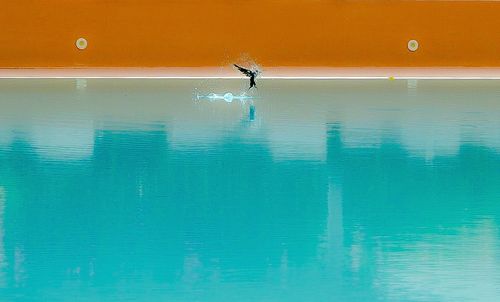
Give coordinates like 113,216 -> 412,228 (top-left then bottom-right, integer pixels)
234,64 -> 260,89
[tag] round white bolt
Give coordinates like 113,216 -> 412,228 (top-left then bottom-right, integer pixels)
76,38 -> 88,50
408,39 -> 419,52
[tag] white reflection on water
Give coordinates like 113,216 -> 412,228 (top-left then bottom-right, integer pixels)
29,120 -> 94,161
0,129 -> 12,148
14,247 -> 25,288
267,121 -> 326,161
375,221 -> 500,302
400,117 -> 461,160
0,79 -> 500,161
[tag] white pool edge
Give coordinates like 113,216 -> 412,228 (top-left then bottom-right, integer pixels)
2,67 -> 500,79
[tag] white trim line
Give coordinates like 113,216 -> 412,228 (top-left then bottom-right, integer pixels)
2,76 -> 500,80
2,68 -> 500,79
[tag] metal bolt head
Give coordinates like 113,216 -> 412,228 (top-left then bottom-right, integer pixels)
408,39 -> 419,52
76,38 -> 88,50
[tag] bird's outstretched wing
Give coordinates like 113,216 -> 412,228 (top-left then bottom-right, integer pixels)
234,64 -> 254,77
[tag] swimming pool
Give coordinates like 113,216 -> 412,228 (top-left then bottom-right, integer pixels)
0,79 -> 499,301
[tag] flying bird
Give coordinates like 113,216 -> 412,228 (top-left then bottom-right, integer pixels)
234,64 -> 260,89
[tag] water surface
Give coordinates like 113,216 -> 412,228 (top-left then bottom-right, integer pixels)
0,79 -> 499,301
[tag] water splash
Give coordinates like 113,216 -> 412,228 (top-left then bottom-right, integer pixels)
195,92 -> 255,103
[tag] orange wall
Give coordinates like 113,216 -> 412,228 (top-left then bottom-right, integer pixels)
1,0 -> 500,68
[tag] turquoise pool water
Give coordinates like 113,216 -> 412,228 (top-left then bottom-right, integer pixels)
0,79 -> 499,301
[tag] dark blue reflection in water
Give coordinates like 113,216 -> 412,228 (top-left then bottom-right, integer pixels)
0,79 -> 499,301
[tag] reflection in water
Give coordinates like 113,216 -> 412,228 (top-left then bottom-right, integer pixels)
30,120 -> 95,161
0,79 -> 499,301
0,188 -> 5,288
376,221 -> 499,302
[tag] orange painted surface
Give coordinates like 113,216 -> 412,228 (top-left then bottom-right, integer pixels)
1,0 -> 500,68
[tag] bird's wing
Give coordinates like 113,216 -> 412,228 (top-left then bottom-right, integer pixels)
234,64 -> 254,77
